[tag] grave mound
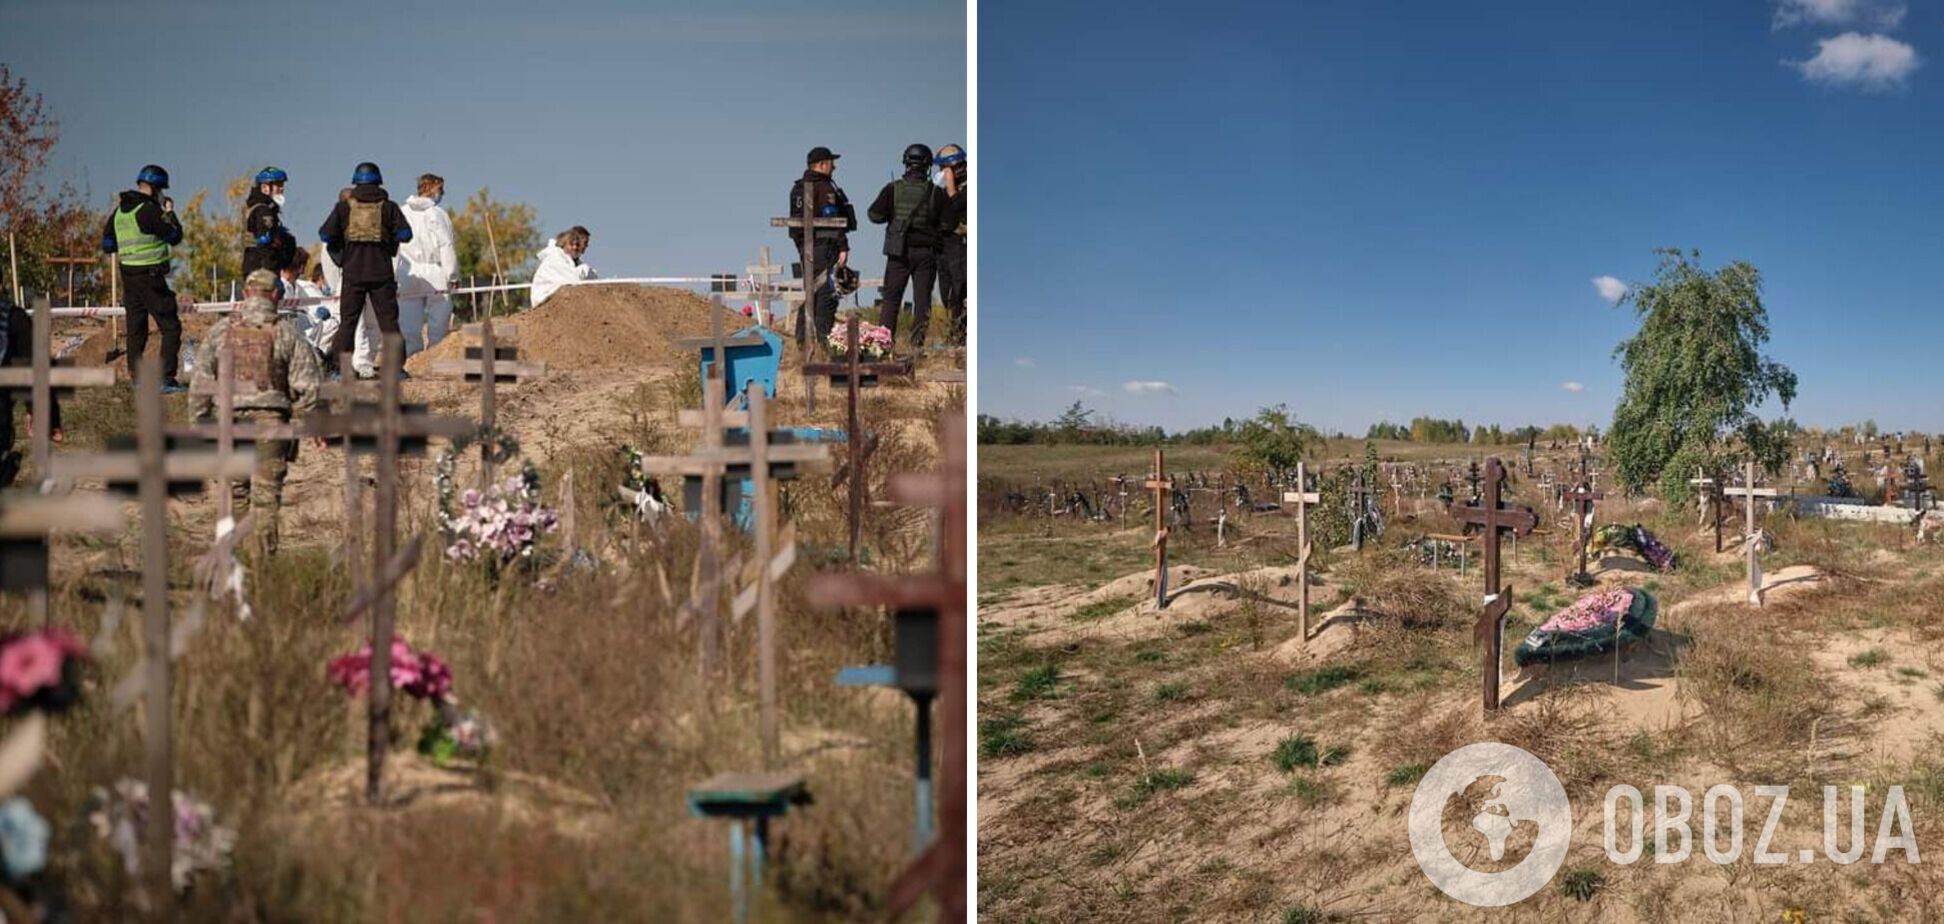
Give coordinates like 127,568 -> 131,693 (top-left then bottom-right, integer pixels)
406,285 -> 753,373
277,752 -> 609,840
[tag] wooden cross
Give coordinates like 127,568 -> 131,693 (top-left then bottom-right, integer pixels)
1564,453 -> 1605,587
1146,449 -> 1170,611
304,336 -> 470,803
50,357 -> 252,899
1722,459 -> 1780,607
0,295 -> 117,477
640,377 -> 831,678
1281,461 -> 1321,641
427,320 -> 545,490
1445,457 -> 1539,713
1689,467 -> 1723,553
0,492 -> 124,629
1389,467 -> 1406,518
801,313 -> 915,561
808,411 -> 965,921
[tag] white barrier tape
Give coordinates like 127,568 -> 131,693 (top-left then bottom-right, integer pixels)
44,275 -> 778,318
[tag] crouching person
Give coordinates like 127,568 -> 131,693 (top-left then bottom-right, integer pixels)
188,269 -> 325,554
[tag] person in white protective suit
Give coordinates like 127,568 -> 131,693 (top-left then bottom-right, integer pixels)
396,173 -> 459,352
276,251 -> 332,360
530,226 -> 596,309
301,255 -> 342,360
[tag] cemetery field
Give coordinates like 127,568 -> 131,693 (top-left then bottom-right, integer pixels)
977,443 -> 1944,922
10,289 -> 964,921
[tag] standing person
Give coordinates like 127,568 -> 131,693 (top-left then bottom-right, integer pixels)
398,173 -> 459,353
188,269 -> 324,554
787,146 -> 856,348
530,226 -> 597,309
241,166 -> 297,281
868,144 -> 947,357
99,164 -> 187,391
934,143 -> 968,346
317,162 -> 411,378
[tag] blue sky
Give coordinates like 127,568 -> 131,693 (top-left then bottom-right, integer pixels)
981,0 -> 1944,435
1,0 -> 964,288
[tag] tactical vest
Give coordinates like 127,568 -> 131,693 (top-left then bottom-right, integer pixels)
344,200 -> 385,244
224,318 -> 281,398
883,178 -> 934,256
114,203 -> 171,266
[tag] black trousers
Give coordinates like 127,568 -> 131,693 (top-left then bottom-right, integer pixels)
878,246 -> 937,350
793,242 -> 842,349
331,279 -> 401,366
121,267 -> 182,382
938,238 -> 967,345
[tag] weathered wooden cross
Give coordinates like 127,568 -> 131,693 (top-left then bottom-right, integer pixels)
1564,453 -> 1605,587
808,411 -> 965,921
1281,461 -> 1321,641
427,319 -> 546,490
1146,449 -> 1171,611
801,314 -> 911,562
49,356 -> 253,899
305,337 -> 470,803
0,296 -> 117,479
1722,459 -> 1780,607
1445,457 -> 1539,713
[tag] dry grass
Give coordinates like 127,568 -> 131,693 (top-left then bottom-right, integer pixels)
10,371 -> 948,921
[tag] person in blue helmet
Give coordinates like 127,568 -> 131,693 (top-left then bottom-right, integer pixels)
934,144 -> 968,346
242,166 -> 297,281
100,164 -> 187,391
317,162 -> 411,378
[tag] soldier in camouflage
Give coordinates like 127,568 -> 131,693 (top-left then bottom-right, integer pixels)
189,268 -> 325,553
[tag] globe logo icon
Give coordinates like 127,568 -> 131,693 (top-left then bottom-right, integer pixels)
1408,742 -> 1573,907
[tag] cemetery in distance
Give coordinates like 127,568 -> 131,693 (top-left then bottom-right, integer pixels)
976,251 -> 1944,922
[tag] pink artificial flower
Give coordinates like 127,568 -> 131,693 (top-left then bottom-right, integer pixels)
0,634 -> 68,700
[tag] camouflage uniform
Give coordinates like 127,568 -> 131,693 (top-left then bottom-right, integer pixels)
189,273 -> 324,552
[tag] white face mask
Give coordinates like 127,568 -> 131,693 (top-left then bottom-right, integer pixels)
272,193 -> 286,207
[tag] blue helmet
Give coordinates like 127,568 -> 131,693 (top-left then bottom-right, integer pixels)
934,145 -> 966,167
351,162 -> 383,185
255,166 -> 288,185
136,164 -> 170,189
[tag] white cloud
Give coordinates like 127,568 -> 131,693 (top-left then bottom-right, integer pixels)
1774,0 -> 1906,30
1790,32 -> 1920,90
1592,275 -> 1628,303
1122,381 -> 1177,396
1562,381 -> 1586,393
1013,357 -> 1036,368
1066,385 -> 1107,398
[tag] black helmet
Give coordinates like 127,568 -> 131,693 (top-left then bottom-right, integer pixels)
136,164 -> 170,190
902,143 -> 933,169
352,162 -> 383,185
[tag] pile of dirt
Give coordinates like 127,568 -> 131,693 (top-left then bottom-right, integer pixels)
406,285 -> 753,373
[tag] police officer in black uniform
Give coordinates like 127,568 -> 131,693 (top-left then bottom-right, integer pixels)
241,166 -> 297,281
868,144 -> 948,356
100,164 -> 187,391
788,146 -> 856,348
934,143 -> 968,346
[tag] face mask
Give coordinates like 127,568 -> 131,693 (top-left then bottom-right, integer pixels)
434,192 -> 444,205
273,193 -> 286,207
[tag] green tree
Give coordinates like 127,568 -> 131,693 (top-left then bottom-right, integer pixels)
170,171 -> 252,301
1607,249 -> 1797,506
451,188 -> 542,282
1232,404 -> 1317,484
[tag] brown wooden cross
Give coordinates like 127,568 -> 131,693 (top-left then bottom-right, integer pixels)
808,411 -> 965,921
1446,457 -> 1539,713
1723,459 -> 1780,607
1689,467 -> 1723,553
1146,449 -> 1171,611
427,319 -> 546,490
0,295 -> 117,477
50,356 -> 255,899
1281,461 -> 1321,641
304,336 -> 471,803
1564,454 -> 1605,587
801,313 -> 916,561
